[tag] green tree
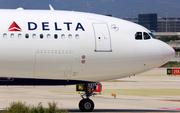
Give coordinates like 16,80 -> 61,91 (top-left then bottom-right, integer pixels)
159,36 -> 170,42
170,36 -> 179,41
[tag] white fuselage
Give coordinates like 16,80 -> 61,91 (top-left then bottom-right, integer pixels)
0,9 -> 174,85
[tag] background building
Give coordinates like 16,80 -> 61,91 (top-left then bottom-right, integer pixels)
157,18 -> 180,32
123,14 -> 180,32
138,14 -> 157,32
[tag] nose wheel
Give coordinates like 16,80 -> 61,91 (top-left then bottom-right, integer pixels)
79,99 -> 94,112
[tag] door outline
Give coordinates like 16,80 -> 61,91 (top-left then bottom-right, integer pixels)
93,23 -> 112,52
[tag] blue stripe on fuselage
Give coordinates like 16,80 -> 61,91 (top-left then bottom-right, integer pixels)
0,77 -> 92,85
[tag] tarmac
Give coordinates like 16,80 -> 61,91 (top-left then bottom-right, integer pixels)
0,68 -> 180,112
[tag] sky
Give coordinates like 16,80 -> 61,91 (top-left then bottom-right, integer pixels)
0,0 -> 179,18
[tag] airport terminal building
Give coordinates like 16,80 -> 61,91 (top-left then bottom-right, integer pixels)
124,14 -> 180,32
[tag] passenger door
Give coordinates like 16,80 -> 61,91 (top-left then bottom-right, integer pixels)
93,23 -> 112,52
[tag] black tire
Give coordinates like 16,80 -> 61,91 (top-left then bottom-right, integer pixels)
79,99 -> 94,112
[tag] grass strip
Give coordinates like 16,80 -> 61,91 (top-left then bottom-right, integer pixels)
50,90 -> 77,94
137,74 -> 180,76
137,74 -> 167,76
102,89 -> 180,96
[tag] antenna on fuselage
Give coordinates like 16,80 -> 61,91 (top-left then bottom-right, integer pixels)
49,4 -> 54,11
16,7 -> 24,10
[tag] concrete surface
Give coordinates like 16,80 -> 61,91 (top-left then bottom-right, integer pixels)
0,68 -> 179,112
171,56 -> 180,61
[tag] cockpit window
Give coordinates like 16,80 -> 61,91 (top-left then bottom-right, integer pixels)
149,33 -> 157,39
144,32 -> 151,40
135,32 -> 142,40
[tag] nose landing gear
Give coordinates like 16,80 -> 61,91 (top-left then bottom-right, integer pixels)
78,83 -> 98,112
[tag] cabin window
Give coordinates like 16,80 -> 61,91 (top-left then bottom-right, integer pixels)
18,34 -> 22,38
32,34 -> 36,39
40,34 -> 43,39
135,32 -> 142,40
61,34 -> 65,39
47,34 -> 51,39
25,34 -> 29,38
54,34 -> 58,39
68,34 -> 72,39
11,33 -> 14,38
3,33 -> 7,38
144,32 -> 151,40
75,34 -> 79,39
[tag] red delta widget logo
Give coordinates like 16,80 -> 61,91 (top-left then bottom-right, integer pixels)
8,21 -> 21,31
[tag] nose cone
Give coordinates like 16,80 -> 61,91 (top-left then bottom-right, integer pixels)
163,43 -> 175,62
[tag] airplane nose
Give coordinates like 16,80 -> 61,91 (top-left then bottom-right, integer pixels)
163,43 -> 175,62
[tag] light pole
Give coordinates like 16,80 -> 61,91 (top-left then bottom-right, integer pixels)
165,9 -> 168,32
